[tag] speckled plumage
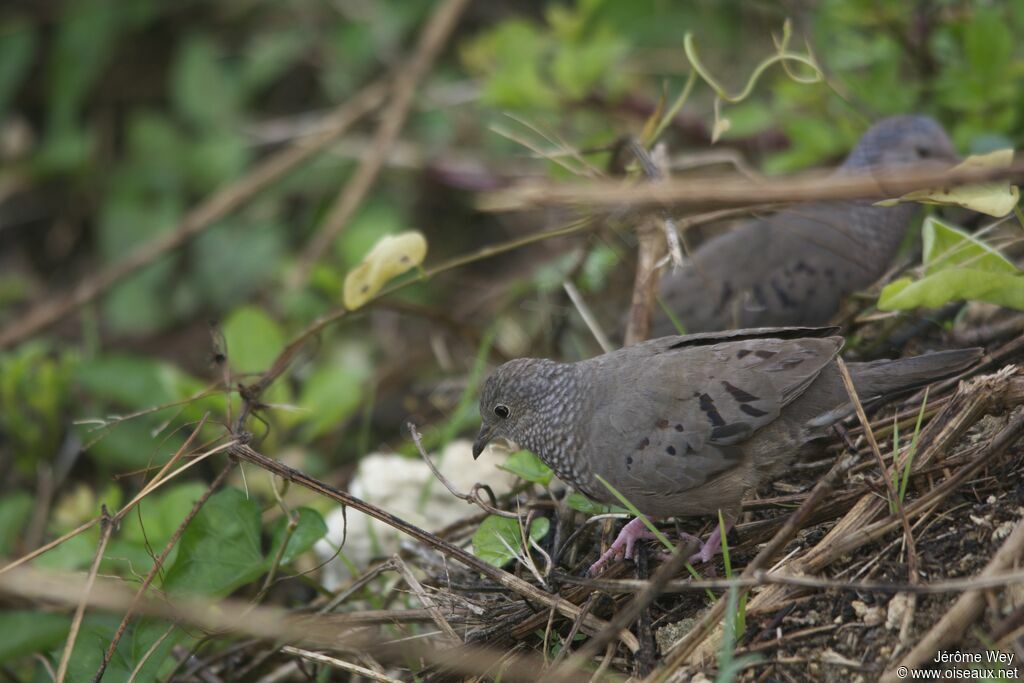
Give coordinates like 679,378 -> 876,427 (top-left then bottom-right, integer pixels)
473,327 -> 980,572
652,115 -> 958,335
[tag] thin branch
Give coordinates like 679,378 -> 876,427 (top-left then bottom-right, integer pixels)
0,564 -> 598,683
408,422 -> 521,519
562,281 -> 613,353
94,461 -> 234,681
227,442 -> 640,653
557,566 -> 1024,596
0,80 -> 388,350
835,357 -> 919,585
280,646 -> 403,683
55,508 -> 114,683
391,555 -> 462,646
291,0 -> 473,284
482,161 -> 1024,213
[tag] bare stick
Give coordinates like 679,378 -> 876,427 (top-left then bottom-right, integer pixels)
0,81 -> 387,350
0,564 -> 597,683
94,462 -> 235,681
280,646 -> 403,683
291,0 -> 473,283
483,161 -> 1024,213
835,357 -> 919,584
391,555 -> 462,646
228,442 -> 639,653
408,422 -> 521,519
56,509 -> 114,683
563,281 -> 614,353
557,566 -> 1024,596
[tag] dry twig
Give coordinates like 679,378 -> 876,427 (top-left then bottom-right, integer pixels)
291,0 -> 473,283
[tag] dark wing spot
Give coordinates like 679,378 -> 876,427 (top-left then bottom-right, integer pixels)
674,423 -> 684,432
710,423 -> 751,442
656,419 -> 669,429
737,349 -> 751,359
772,281 -> 796,309
626,455 -> 634,468
717,281 -> 734,309
754,349 -> 776,359
795,260 -> 816,275
722,380 -> 759,403
698,393 -> 726,427
751,283 -> 765,304
740,404 -> 769,417
666,446 -> 676,455
637,437 -> 650,450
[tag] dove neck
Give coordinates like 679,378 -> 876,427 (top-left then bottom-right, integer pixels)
515,361 -> 593,485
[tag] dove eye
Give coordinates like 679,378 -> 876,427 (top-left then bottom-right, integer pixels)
494,404 -> 511,419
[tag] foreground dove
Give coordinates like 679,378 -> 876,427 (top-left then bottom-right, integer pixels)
472,327 -> 980,575
652,115 -> 958,335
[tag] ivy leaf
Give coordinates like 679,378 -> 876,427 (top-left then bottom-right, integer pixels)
877,149 -> 1020,217
878,270 -> 1024,311
342,231 -> 427,310
498,450 -> 553,485
564,492 -> 626,515
921,216 -> 1016,275
878,217 -> 1024,311
472,515 -> 550,567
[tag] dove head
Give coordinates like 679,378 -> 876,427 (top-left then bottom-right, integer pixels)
842,115 -> 958,171
472,358 -> 585,469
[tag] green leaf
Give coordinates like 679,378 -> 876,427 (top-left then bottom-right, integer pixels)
882,150 -> 1020,217
497,450 -> 553,485
171,35 -> 240,130
266,507 -> 328,567
161,488 -> 263,596
0,611 -> 70,663
298,360 -> 368,440
878,217 -> 1024,312
0,492 -> 32,554
963,8 -> 1012,92
922,216 -> 1017,274
75,354 -> 196,410
564,492 -> 625,515
240,30 -> 305,94
472,515 -> 550,567
0,20 -> 36,120
878,268 -> 1024,311
222,306 -> 285,374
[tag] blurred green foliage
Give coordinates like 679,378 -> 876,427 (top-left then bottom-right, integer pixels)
0,0 -> 1022,676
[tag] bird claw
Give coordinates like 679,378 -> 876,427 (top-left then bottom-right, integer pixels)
586,517 -> 655,576
586,519 -> 733,575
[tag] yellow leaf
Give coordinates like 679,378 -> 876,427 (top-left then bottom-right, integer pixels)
343,231 -> 428,310
879,148 -> 1020,217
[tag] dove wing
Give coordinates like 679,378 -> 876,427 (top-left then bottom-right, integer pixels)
583,334 -> 842,516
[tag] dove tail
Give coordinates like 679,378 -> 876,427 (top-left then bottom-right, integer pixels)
850,347 -> 983,396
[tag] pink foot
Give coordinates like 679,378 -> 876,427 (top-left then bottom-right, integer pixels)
587,517 -> 657,576
687,522 -> 733,565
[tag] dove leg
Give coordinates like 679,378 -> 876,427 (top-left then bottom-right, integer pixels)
688,511 -> 738,564
587,516 -> 658,576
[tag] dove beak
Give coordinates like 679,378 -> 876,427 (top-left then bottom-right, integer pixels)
472,425 -> 493,460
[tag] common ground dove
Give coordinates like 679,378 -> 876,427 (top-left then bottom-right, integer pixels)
652,115 -> 958,335
472,327 -> 980,574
